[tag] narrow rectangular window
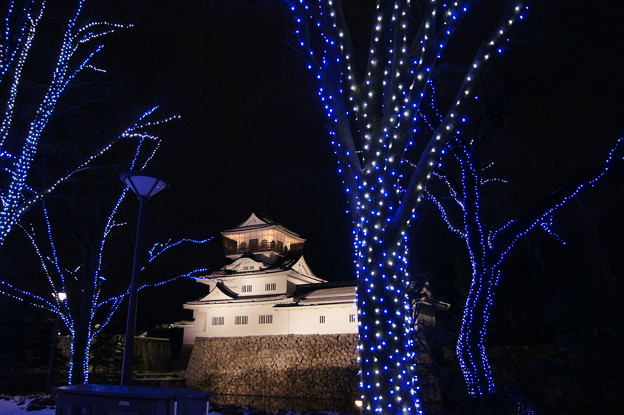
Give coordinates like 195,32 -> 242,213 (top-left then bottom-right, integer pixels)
349,314 -> 357,323
259,314 -> 273,324
242,285 -> 252,293
319,315 -> 326,324
235,315 -> 248,325
265,283 -> 277,291
211,316 -> 224,326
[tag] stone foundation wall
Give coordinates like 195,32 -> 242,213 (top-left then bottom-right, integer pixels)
186,334 -> 359,401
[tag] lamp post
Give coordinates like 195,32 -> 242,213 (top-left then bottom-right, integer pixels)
120,172 -> 168,386
46,292 -> 66,392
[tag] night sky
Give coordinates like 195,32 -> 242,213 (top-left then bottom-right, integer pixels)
106,0 -> 623,331
1,0 -> 623,359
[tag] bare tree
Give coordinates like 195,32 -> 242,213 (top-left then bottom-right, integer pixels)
282,1 -> 528,412
0,0 -> 139,244
8,126 -> 213,384
0,1 -> 198,384
426,130 -> 623,406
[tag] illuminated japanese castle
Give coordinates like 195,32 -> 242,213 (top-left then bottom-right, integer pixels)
177,213 -> 358,344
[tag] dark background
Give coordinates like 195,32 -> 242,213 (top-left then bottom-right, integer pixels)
0,0 -> 622,409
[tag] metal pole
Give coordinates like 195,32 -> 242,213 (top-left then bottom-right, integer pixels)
46,312 -> 60,392
121,196 -> 147,386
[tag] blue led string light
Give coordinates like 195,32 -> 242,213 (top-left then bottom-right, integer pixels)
0,1 -> 198,384
0,2 -> 45,147
143,238 -> 213,271
17,108 -> 180,220
0,1 -> 134,248
2,108 -> 185,383
283,0 -> 527,412
427,132 -> 624,405
4,107 -> 178,382
27,179 -> 214,383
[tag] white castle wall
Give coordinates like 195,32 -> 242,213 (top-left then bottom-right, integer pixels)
183,302 -> 357,344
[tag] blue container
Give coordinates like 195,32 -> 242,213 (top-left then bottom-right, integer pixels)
54,384 -> 212,415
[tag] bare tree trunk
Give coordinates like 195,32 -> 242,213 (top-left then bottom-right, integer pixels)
69,247 -> 98,384
456,265 -> 499,396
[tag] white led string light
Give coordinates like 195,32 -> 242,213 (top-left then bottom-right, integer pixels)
284,0 -> 529,412
0,1 -> 212,385
13,129 -> 217,383
0,0 -> 133,248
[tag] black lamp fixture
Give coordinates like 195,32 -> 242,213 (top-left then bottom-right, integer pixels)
119,172 -> 169,386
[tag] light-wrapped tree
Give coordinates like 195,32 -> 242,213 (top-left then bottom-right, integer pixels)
426,132 -> 623,403
0,0 -> 134,245
282,0 -> 527,412
7,122 -> 213,384
0,1 -> 199,384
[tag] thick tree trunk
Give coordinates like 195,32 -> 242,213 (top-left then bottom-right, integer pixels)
355,235 -> 424,415
69,282 -> 94,384
69,323 -> 90,385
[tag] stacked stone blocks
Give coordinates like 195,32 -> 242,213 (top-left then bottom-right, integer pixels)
185,334 -> 359,400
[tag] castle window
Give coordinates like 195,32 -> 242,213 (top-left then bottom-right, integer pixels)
349,314 -> 357,323
235,316 -> 248,325
265,283 -> 277,291
240,242 -> 247,250
212,316 -> 224,326
259,314 -> 273,324
261,239 -> 268,249
242,285 -> 252,293
319,315 -> 326,324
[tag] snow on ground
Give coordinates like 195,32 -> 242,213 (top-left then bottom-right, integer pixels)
0,395 -> 55,415
0,395 -> 310,415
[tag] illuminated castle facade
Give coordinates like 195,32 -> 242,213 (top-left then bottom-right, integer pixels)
177,213 -> 358,345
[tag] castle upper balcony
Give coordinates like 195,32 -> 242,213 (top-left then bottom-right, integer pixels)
222,213 -> 305,259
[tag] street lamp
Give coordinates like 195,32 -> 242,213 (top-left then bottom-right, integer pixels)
120,172 -> 168,386
47,292 -> 66,392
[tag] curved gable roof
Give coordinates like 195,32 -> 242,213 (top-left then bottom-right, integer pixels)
222,212 -> 304,242
236,212 -> 271,228
197,281 -> 239,301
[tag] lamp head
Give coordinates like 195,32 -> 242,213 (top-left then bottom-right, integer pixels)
121,172 -> 169,199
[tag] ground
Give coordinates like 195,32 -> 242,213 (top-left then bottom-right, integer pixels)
0,394 -> 346,415
0,395 -> 55,415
